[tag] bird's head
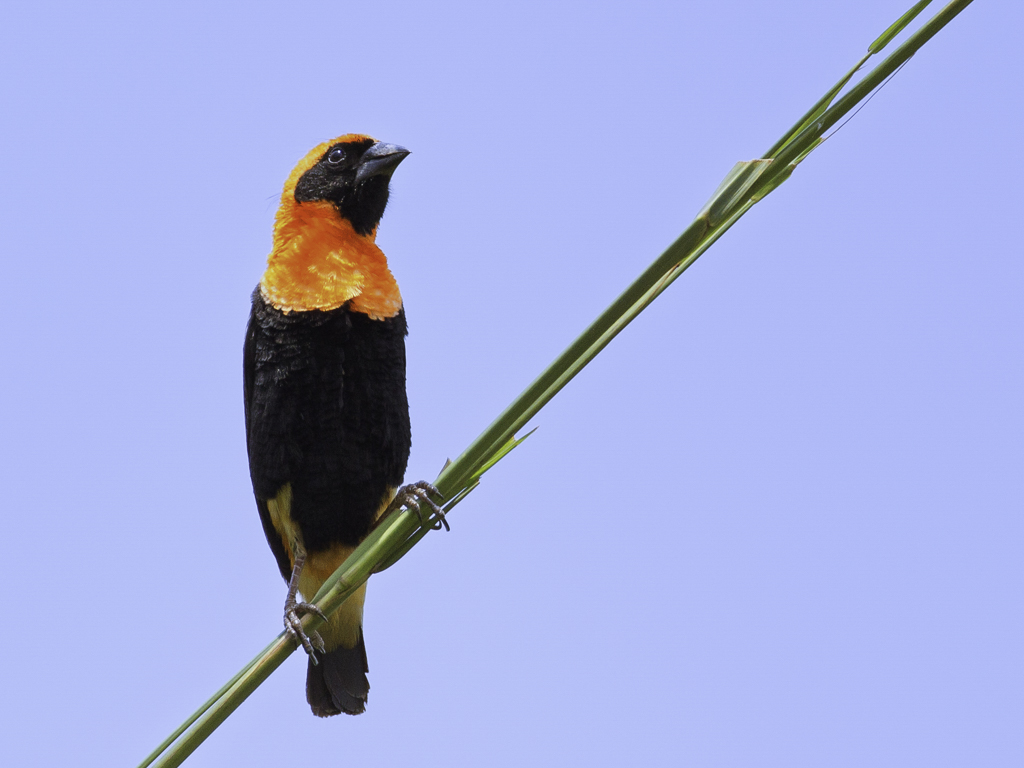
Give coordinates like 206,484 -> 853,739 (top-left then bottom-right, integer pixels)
284,134 -> 410,235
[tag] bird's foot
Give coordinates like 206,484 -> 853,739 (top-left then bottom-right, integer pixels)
387,481 -> 449,531
284,600 -> 327,661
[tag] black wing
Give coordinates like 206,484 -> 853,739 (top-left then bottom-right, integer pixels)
244,288 -> 411,570
244,288 -> 293,582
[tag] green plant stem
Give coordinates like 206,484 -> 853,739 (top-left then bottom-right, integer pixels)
758,0 -> 973,193
138,2 -> 975,765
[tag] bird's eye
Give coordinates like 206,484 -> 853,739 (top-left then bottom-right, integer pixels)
327,148 -> 345,164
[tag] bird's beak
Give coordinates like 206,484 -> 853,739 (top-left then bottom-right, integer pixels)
355,142 -> 410,184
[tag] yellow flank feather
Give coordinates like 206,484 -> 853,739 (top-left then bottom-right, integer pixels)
302,547 -> 366,650
266,482 -> 398,652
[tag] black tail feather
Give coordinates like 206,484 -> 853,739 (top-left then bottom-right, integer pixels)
306,629 -> 369,716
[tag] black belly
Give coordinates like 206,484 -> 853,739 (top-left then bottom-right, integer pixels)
244,288 -> 410,566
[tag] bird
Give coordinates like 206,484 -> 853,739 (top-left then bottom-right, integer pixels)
243,134 -> 442,716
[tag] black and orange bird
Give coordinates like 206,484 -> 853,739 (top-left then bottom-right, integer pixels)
244,134 -> 441,716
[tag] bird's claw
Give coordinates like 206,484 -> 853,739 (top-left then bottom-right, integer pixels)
388,481 -> 449,531
284,601 -> 327,661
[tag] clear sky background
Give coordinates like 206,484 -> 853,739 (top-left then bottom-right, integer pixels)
1,2 -> 1021,766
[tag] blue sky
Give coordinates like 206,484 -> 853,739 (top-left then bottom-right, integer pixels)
1,2 -> 1021,766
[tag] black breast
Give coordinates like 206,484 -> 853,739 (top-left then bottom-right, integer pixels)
244,288 -> 411,551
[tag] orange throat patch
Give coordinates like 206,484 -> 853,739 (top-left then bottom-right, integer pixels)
260,141 -> 402,318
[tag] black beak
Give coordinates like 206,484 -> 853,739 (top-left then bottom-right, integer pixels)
355,142 -> 410,184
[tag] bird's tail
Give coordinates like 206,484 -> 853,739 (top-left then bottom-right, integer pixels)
306,628 -> 370,716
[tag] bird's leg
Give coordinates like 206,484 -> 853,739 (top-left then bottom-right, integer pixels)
283,544 -> 327,661
384,481 -> 449,531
